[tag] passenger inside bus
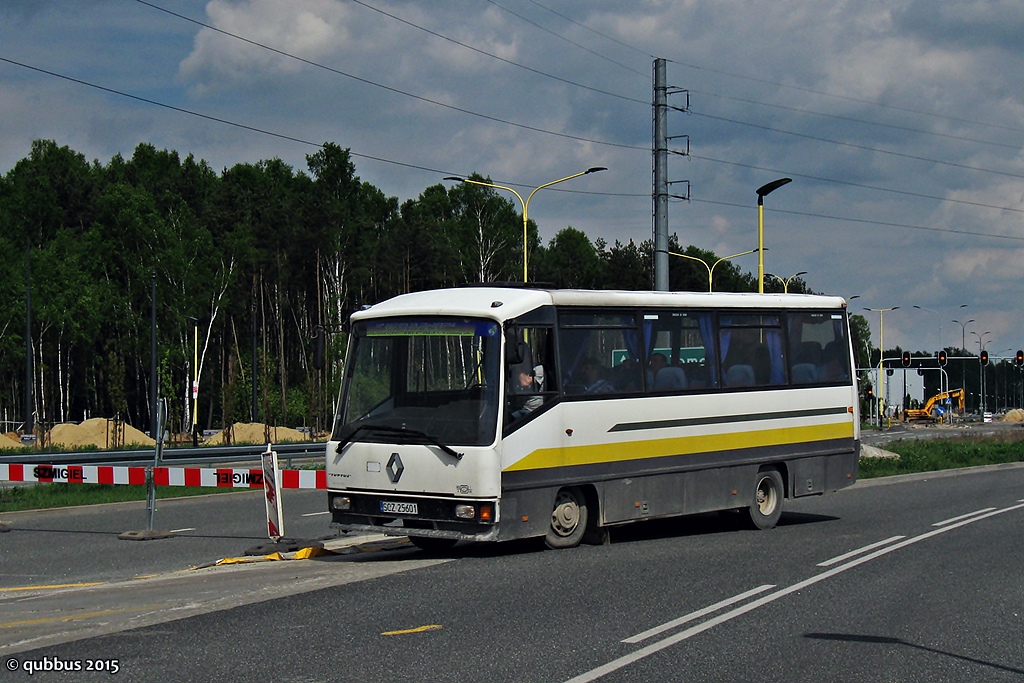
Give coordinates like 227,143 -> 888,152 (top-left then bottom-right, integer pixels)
576,357 -> 615,393
647,352 -> 688,391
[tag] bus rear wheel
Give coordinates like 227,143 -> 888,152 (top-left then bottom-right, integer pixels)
747,469 -> 783,530
545,487 -> 588,549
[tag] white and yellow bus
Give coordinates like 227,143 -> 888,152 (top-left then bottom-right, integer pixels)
327,287 -> 859,550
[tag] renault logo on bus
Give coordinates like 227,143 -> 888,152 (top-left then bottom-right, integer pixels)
386,453 -> 404,483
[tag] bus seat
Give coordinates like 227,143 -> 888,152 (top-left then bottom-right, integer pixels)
654,366 -> 688,390
725,364 -> 755,387
791,363 -> 818,383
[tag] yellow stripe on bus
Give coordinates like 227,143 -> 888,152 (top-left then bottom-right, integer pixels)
505,422 -> 853,472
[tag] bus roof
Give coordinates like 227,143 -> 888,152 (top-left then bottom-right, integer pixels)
352,287 -> 848,323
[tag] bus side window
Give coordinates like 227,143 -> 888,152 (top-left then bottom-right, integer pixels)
507,327 -> 555,422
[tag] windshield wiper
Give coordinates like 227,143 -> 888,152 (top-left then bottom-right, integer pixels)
336,423 -> 464,459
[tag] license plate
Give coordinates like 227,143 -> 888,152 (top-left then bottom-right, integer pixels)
380,501 -> 418,515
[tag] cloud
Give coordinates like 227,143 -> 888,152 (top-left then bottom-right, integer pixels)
2,0 -> 1023,352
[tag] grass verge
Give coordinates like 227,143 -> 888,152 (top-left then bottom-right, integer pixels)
859,431 -> 1024,478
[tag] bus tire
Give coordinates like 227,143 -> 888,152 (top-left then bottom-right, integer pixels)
747,469 -> 783,530
545,487 -> 588,549
408,536 -> 458,553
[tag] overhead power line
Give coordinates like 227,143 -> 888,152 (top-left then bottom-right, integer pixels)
349,0 -> 646,105
133,0 -> 645,152
486,0 -> 648,77
691,197 -> 1024,243
689,153 -> 1024,215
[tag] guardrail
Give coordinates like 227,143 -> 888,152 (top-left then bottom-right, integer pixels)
0,441 -> 327,467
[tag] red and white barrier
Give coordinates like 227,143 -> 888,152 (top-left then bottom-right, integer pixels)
0,463 -> 327,490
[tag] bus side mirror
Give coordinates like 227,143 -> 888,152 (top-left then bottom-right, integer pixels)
313,326 -> 325,370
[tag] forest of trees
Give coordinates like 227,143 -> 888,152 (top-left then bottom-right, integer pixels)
1,138 -> 843,442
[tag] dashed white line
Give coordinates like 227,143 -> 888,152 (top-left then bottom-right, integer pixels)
169,528 -> 196,533
817,535 -> 905,567
622,584 -> 775,644
933,507 -> 996,526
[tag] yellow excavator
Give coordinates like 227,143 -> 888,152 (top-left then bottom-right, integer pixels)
904,388 -> 964,421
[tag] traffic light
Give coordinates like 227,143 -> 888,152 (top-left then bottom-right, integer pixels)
938,350 -> 947,367
866,387 -> 874,400
901,351 -> 911,368
1016,350 -> 1023,367
980,350 -> 989,366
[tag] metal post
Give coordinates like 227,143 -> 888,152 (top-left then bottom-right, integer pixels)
147,398 -> 167,531
653,58 -> 669,291
25,238 -> 33,437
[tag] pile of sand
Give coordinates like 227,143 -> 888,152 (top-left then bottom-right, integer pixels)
201,422 -> 308,446
1001,409 -> 1024,423
0,432 -> 26,450
49,417 -> 155,449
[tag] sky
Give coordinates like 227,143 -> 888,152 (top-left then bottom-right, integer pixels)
1,0 -> 1023,360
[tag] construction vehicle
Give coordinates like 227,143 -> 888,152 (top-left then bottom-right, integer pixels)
904,388 -> 964,421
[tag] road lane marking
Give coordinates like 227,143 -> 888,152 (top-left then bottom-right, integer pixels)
817,536 -> 905,567
1,606 -> 164,629
933,508 -> 996,526
381,624 -> 443,636
169,528 -> 196,533
301,511 -> 330,517
622,584 -> 775,644
565,500 -> 1024,683
0,582 -> 104,593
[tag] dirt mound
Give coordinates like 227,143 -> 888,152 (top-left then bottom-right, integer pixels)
201,422 -> 308,446
1001,409 -> 1024,423
49,418 -> 155,449
0,432 -> 26,450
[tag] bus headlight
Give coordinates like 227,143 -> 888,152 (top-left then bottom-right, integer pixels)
332,496 -> 352,511
455,504 -> 475,519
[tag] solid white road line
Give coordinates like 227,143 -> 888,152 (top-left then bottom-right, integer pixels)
564,501 -> 1024,683
621,584 -> 775,644
817,535 -> 905,567
933,507 -> 996,526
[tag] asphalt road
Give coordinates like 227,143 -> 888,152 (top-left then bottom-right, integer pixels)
1,488 -> 338,587
3,464 -> 1023,682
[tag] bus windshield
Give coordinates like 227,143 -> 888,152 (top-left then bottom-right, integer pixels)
332,317 -> 501,448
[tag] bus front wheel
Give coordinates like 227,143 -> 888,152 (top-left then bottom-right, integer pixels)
747,469 -> 783,530
545,487 -> 588,549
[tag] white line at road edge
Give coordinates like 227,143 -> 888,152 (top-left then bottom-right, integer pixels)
817,535 -> 904,567
564,501 -> 1024,683
301,511 -> 331,517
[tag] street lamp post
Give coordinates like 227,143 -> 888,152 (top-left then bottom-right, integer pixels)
865,306 -> 899,427
971,330 -> 992,416
765,271 -> 807,293
953,317 -> 974,398
756,178 -> 792,294
445,167 -> 607,283
668,248 -> 759,292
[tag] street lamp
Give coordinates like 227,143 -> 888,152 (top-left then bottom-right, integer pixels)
668,248 -> 759,292
765,270 -> 807,293
756,178 -> 792,294
865,306 -> 899,427
971,330 -> 992,416
952,317 -> 974,397
445,167 -> 607,283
